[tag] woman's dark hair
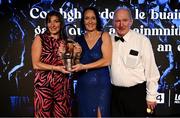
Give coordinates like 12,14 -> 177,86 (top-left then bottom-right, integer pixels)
45,10 -> 65,39
80,7 -> 102,33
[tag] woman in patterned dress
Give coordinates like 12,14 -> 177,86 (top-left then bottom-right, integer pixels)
31,10 -> 77,117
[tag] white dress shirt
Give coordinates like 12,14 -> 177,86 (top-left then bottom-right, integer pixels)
110,30 -> 160,102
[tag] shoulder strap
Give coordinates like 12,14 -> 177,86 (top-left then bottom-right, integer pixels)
100,31 -> 104,38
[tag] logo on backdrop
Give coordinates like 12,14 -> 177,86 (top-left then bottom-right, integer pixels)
174,94 -> 180,104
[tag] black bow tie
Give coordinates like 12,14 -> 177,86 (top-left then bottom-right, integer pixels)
115,36 -> 124,42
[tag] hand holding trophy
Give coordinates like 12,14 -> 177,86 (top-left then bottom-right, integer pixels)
62,24 -> 81,71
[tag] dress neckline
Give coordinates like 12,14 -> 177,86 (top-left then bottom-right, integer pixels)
83,32 -> 102,50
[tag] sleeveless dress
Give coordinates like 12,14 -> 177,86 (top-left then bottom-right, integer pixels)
75,34 -> 111,117
34,33 -> 72,117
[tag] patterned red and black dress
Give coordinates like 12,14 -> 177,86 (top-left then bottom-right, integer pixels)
34,33 -> 72,117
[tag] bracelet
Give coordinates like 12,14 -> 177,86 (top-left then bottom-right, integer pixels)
81,64 -> 88,72
80,64 -> 84,70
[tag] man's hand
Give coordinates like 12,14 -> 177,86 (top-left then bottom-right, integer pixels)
147,100 -> 157,111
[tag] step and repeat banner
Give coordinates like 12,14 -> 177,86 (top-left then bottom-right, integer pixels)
0,0 -> 180,116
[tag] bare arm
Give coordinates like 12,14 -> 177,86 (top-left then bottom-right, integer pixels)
31,35 -> 69,73
72,32 -> 112,71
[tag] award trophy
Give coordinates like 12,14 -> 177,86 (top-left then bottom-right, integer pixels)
62,24 -> 80,71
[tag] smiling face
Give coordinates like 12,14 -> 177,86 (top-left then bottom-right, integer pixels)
113,9 -> 133,37
47,15 -> 61,36
84,9 -> 97,32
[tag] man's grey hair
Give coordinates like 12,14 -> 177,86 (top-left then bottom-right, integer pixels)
113,7 -> 133,20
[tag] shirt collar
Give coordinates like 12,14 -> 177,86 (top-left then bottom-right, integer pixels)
115,30 -> 132,42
